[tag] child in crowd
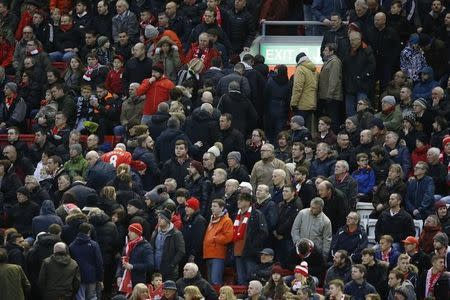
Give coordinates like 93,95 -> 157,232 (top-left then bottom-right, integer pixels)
148,272 -> 164,300
105,55 -> 125,99
352,152 -> 376,202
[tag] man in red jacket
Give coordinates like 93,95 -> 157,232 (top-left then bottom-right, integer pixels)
137,62 -> 175,124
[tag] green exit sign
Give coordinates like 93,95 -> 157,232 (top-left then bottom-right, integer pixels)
260,43 -> 322,65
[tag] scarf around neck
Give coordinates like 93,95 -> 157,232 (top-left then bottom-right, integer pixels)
233,206 -> 252,241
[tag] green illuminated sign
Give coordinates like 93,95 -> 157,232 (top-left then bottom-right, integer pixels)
260,43 -> 322,65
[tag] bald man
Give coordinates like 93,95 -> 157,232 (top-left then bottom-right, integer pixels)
85,151 -> 115,191
38,242 -> 80,299
366,12 -> 401,89
123,42 -> 153,92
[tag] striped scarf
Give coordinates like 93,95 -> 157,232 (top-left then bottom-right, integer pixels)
233,206 -> 252,241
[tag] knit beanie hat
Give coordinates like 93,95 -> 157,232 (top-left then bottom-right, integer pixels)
128,223 -> 143,236
227,151 -> 241,163
17,186 -> 30,198
186,197 -> 200,211
443,135 -> 450,147
5,82 -> 17,93
207,145 -> 220,157
97,35 -> 109,47
413,98 -> 427,109
291,115 -> 305,127
434,232 -> 449,246
381,95 -> 396,106
145,24 -> 159,40
128,199 -> 145,210
294,261 -> 308,277
158,209 -> 172,222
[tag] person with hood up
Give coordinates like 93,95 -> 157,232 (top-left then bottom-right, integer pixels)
62,207 -> 89,245
152,36 -> 181,82
400,34 -> 428,83
38,242 -> 80,300
412,66 -> 439,100
32,199 -> 63,237
217,80 -> 257,136
290,52 -> 317,129
9,186 -> 40,238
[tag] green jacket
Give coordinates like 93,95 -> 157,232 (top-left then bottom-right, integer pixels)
64,154 -> 89,179
375,107 -> 403,133
0,263 -> 30,300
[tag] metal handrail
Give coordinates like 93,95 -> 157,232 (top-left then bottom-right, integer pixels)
261,20 -> 326,36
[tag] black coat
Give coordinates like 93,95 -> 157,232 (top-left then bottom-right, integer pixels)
218,127 -> 245,159
341,44 -> 376,95
123,57 -> 153,92
53,27 -> 83,51
375,209 -> 415,243
176,272 -> 218,300
226,7 -> 256,53
150,225 -> 185,281
184,109 -> 219,153
181,211 -> 207,259
418,270 -> 450,299
9,200 -> 40,237
321,25 -> 348,59
275,198 -> 302,239
161,157 -> 191,189
147,111 -> 170,140
366,25 -> 401,66
0,166 -> 22,206
242,208 -> 269,258
254,198 -> 278,232
89,212 -> 119,265
323,189 -> 349,234
227,165 -> 250,183
61,212 -> 89,245
185,175 -> 211,206
218,91 -> 257,136
132,147 -> 160,191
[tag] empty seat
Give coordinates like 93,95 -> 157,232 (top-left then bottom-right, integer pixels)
367,219 -> 377,245
356,201 -> 374,221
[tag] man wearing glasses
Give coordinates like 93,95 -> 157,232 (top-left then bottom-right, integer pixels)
405,161 -> 435,220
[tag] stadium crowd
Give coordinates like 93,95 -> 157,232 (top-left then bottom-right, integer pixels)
0,0 -> 450,300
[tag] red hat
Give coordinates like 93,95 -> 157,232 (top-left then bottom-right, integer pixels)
294,262 -> 308,277
113,54 -> 124,63
435,200 -> 447,210
402,236 -> 419,245
443,135 -> 450,147
128,223 -> 143,236
131,160 -> 147,171
186,197 -> 200,211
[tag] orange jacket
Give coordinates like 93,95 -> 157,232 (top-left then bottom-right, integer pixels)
203,213 -> 233,259
136,76 -> 175,115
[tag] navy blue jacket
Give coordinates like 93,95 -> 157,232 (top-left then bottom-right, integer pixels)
330,225 -> 368,262
405,175 -> 435,218
31,200 -> 63,237
309,157 -> 336,178
117,238 -> 154,286
344,280 -> 377,300
69,233 -> 103,284
86,159 -> 116,192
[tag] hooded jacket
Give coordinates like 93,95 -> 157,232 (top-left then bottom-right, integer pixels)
290,60 -> 318,111
69,233 -> 103,284
412,66 -> 439,100
39,252 -> 80,299
32,200 -> 63,237
89,212 -> 119,264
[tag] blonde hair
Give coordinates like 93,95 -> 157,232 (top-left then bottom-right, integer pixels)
130,283 -> 149,300
219,286 -> 236,300
100,186 -> 116,202
184,285 -> 203,300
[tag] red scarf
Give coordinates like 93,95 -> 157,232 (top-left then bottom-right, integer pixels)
60,23 -> 73,32
83,63 -> 100,81
119,236 -> 143,295
5,93 -> 16,109
381,248 -> 391,262
425,269 -> 442,297
193,46 -> 209,62
233,206 -> 252,241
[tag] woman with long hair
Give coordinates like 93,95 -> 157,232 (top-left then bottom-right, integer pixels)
244,128 -> 267,171
218,286 -> 236,300
63,57 -> 86,95
263,265 -> 290,300
130,283 -> 150,300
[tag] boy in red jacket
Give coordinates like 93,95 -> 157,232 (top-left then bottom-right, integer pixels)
105,55 -> 125,98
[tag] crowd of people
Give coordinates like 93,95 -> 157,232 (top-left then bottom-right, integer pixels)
0,0 -> 450,300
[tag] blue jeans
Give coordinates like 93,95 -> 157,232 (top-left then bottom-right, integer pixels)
235,256 -> 257,285
207,258 -> 225,285
345,92 -> 367,117
76,283 -> 97,300
49,51 -> 77,62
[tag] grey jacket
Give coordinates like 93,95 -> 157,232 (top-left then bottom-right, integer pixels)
291,208 -> 332,260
